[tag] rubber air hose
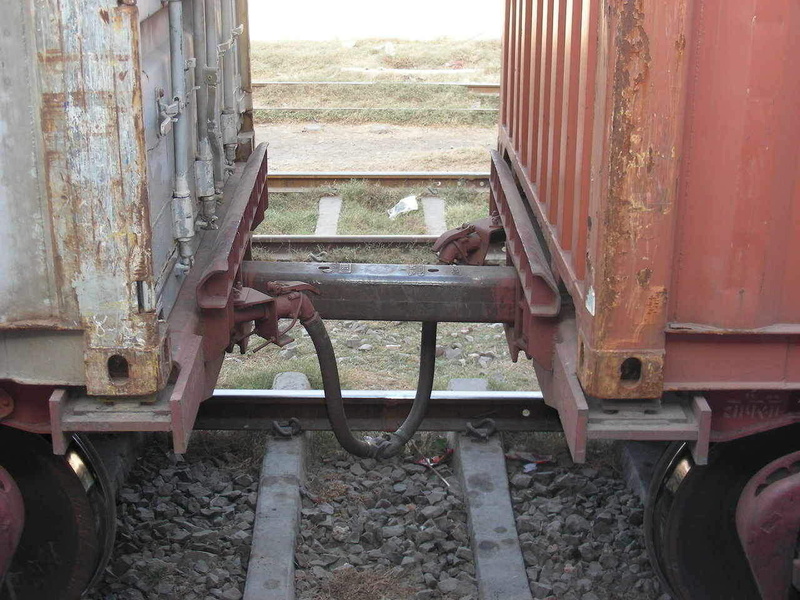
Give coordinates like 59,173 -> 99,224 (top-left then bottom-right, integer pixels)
303,314 -> 437,459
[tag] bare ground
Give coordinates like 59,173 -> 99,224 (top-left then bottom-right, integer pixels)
255,123 -> 496,172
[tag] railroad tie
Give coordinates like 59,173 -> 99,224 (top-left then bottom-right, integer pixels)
455,433 -> 534,600
314,196 -> 343,236
243,374 -> 308,600
421,196 -> 447,236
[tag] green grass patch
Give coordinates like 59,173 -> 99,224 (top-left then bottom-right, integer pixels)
441,186 -> 491,228
254,191 -> 327,235
252,244 -> 438,265
337,181 -> 428,235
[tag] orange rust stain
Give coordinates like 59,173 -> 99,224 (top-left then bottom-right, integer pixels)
675,33 -> 686,55
596,0 -> 652,337
636,268 -> 652,287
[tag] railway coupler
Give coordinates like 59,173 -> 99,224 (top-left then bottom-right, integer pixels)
229,281 -> 320,354
433,213 -> 504,265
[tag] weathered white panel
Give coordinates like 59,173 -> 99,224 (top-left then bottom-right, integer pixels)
0,1 -> 61,326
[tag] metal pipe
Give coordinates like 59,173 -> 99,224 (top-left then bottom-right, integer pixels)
374,322 -> 437,458
192,0 -> 208,145
220,0 -> 238,160
204,0 -> 225,191
168,0 -> 194,266
192,0 -> 216,226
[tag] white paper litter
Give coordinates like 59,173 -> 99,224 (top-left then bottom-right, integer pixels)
387,195 -> 419,220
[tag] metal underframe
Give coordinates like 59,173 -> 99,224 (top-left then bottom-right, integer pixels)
240,261 -> 519,323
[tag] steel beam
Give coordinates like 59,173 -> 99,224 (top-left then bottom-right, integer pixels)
196,389 -> 558,432
240,262 -> 519,323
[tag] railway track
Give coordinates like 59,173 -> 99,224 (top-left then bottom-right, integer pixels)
251,81 -> 501,95
86,383 -> 671,600
242,422 -> 535,599
236,408 -> 667,599
267,171 -> 490,193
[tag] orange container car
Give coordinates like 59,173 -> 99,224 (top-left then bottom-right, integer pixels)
494,0 -> 800,461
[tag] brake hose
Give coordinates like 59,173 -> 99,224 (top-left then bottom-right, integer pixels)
303,314 -> 437,459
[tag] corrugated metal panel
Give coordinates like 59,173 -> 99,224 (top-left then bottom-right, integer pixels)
671,0 -> 800,331
499,0 -> 799,398
0,0 -> 61,327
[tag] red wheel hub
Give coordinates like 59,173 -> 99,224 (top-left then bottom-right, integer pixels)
736,450 -> 800,600
0,466 -> 24,578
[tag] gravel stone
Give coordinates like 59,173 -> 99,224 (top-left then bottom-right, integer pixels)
88,432 -> 258,600
296,437 -> 474,599
508,438 -> 665,600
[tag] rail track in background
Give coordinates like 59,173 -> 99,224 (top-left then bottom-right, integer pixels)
266,171 -> 490,193
251,80 -> 501,95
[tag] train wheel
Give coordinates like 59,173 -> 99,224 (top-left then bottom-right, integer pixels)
0,427 -> 115,600
645,424 -> 800,600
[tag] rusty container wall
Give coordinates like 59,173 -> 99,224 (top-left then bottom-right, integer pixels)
0,0 -> 253,398
0,0 -> 168,397
498,0 -> 800,399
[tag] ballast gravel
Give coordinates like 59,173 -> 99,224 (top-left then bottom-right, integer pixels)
296,445 -> 478,600
506,436 -> 672,600
89,432 -> 262,600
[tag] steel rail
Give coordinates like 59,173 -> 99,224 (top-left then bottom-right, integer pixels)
251,234 -> 438,246
267,171 -> 490,192
253,106 -> 498,113
211,389 -> 544,400
251,80 -> 501,94
196,389 -> 557,433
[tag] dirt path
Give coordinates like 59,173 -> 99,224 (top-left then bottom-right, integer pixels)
255,123 -> 496,172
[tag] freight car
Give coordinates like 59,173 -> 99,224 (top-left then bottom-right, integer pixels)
0,1 -> 797,599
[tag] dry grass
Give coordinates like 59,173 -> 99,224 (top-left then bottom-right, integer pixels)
254,108 -> 497,127
250,39 -> 501,126
250,39 -> 501,83
255,190 -> 331,235
311,567 -> 417,600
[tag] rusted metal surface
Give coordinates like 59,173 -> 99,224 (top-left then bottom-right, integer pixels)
706,390 -> 800,443
736,451 -> 800,600
196,389 -> 560,432
17,0 -> 169,397
499,0 -> 799,398
241,262 -> 520,324
197,143 -> 269,358
42,147 -> 267,453
433,216 -> 505,266
535,318 -> 711,464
